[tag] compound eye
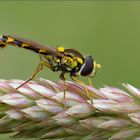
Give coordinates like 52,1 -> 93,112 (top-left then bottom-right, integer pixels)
80,56 -> 94,76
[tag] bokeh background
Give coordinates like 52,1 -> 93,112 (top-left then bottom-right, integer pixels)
0,1 -> 140,139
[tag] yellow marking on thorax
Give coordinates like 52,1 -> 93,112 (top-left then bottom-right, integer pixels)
7,37 -> 14,43
46,55 -> 53,59
62,56 -> 77,68
57,46 -> 64,52
56,59 -> 60,63
76,57 -> 83,64
71,60 -> 77,68
66,67 -> 72,71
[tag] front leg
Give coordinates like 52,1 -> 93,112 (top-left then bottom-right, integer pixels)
16,54 -> 53,89
70,73 -> 93,104
59,71 -> 66,81
59,72 -> 66,99
70,73 -> 81,83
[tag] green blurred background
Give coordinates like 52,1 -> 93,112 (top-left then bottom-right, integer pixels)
0,1 -> 140,139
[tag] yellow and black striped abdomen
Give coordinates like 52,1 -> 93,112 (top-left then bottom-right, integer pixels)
0,35 -> 64,58
0,35 -> 41,53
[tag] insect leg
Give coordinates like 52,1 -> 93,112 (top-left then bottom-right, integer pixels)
16,62 -> 43,89
16,54 -> 52,89
70,74 -> 93,104
59,72 -> 66,99
88,78 -> 93,87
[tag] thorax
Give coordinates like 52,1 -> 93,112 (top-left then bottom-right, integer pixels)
43,54 -> 83,74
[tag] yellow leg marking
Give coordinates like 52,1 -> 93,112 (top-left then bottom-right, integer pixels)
41,61 -> 52,69
88,78 -> 93,87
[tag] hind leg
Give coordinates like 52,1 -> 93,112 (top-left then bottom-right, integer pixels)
16,54 -> 52,89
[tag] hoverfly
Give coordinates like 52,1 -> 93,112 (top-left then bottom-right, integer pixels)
0,35 -> 101,99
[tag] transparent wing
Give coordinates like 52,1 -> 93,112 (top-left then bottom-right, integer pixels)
8,35 -> 64,57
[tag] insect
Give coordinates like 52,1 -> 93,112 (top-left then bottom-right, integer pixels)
0,35 -> 101,99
